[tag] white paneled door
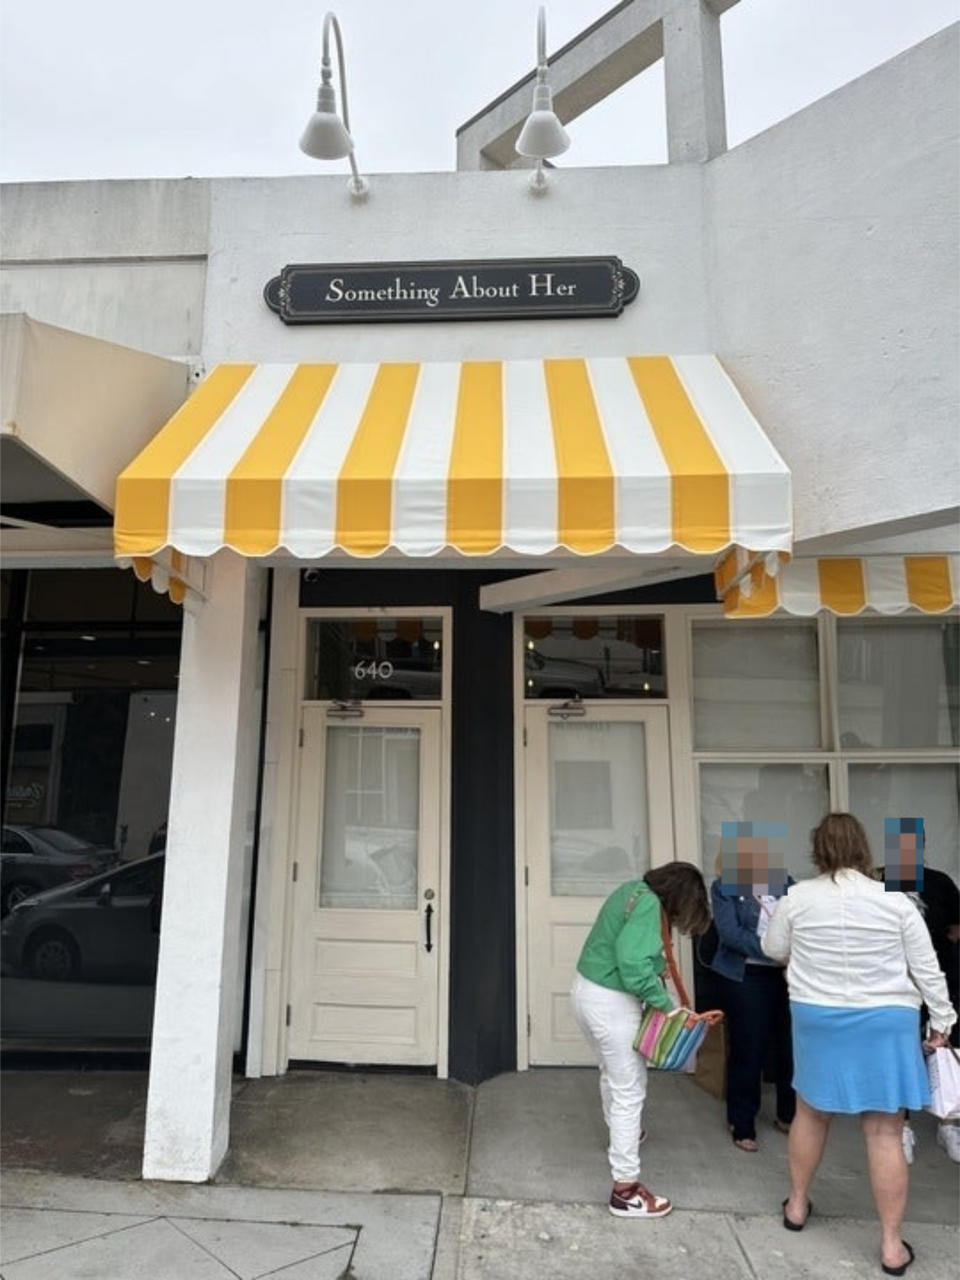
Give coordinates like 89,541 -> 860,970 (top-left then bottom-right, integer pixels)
289,707 -> 441,1065
525,705 -> 674,1065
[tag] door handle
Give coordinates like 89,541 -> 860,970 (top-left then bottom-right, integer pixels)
424,901 -> 434,953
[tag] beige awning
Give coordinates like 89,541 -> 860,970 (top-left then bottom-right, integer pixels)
1,313 -> 189,515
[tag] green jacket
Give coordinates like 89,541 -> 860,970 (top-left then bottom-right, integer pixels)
576,880 -> 673,1010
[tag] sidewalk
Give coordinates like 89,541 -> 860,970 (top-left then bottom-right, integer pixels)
2,1068 -> 958,1278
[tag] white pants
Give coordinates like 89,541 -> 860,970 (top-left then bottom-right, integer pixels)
570,971 -> 648,1182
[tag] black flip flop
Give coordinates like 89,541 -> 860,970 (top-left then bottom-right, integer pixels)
881,1241 -> 915,1276
781,1197 -> 812,1231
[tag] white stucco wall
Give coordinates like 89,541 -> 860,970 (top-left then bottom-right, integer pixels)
0,179 -> 209,357
708,27 -> 960,544
200,163 -> 710,362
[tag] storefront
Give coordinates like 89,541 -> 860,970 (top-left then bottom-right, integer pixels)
1,9 -> 957,1182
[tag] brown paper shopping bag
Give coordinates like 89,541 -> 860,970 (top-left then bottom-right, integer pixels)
693,1018 -> 727,1100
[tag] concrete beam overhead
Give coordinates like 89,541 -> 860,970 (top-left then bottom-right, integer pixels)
456,0 -> 738,170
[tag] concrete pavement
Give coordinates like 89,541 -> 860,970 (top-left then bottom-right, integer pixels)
2,1067 -> 958,1278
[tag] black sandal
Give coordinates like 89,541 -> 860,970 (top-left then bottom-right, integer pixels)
781,1197 -> 812,1231
881,1242 -> 915,1276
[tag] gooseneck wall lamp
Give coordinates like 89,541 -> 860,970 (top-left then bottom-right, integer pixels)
515,6 -> 570,190
300,11 -> 369,198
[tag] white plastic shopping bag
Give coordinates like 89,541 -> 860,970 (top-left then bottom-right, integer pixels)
925,1046 -> 960,1121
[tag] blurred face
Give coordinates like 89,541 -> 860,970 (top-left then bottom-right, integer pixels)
883,819 -> 924,891
720,823 -> 787,896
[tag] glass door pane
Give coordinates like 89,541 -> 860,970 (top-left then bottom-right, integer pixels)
548,720 -> 649,896
319,725 -> 420,909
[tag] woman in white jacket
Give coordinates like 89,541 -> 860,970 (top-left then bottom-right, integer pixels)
762,813 -> 955,1278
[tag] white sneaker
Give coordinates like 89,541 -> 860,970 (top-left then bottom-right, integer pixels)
609,1183 -> 673,1219
937,1122 -> 960,1163
901,1122 -> 916,1165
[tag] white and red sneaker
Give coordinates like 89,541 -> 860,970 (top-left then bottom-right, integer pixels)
609,1182 -> 673,1219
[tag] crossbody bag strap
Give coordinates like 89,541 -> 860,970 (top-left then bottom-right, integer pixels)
660,910 -> 692,1008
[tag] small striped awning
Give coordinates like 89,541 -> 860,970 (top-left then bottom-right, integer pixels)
718,554 -> 960,617
114,356 -> 791,563
129,551 -> 203,612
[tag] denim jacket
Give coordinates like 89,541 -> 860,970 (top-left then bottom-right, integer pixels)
709,877 -> 792,982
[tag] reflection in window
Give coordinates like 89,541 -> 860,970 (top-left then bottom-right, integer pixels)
699,763 -> 829,881
305,617 -> 443,702
319,726 -> 420,910
838,620 -> 959,749
848,763 -> 960,879
1,569 -> 181,1045
524,615 -> 664,699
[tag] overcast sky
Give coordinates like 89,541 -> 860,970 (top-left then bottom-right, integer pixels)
0,0 -> 956,182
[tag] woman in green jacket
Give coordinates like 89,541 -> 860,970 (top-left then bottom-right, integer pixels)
571,862 -> 710,1219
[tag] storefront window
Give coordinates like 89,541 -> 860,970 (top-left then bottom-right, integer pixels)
837,619 -> 960,749
699,762 -> 829,881
305,616 -> 443,702
1,569 -> 181,1046
848,763 -> 960,878
692,620 -> 821,749
523,615 -> 664,699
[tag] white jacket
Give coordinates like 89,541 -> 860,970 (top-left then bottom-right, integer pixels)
762,869 -> 956,1033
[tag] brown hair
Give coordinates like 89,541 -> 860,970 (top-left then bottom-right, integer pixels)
810,812 -> 876,880
644,862 -> 711,936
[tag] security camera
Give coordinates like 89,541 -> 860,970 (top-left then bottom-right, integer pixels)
303,569 -> 321,583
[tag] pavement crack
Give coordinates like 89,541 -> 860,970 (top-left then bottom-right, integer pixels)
723,1214 -> 760,1280
254,1239 -> 354,1279
0,1213 -> 162,1266
166,1216 -> 243,1279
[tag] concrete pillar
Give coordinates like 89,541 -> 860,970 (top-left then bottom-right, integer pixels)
663,0 -> 727,162
142,551 -> 261,1182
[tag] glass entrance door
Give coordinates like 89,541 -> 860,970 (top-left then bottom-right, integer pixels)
289,707 -> 441,1065
524,705 -> 674,1064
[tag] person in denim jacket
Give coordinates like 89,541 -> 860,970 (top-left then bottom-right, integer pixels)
711,867 -> 796,1151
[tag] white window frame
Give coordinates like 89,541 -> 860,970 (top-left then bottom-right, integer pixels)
687,608 -> 960,877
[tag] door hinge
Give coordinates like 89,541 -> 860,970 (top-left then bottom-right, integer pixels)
526,1013 -> 532,1036
292,861 -> 298,883
523,726 -> 528,747
298,726 -> 304,747
524,866 -> 529,886
285,1004 -> 291,1027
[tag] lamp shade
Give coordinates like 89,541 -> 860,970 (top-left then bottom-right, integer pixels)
299,81 -> 354,160
516,82 -> 569,160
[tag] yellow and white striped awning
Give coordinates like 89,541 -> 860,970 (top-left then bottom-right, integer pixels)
114,355 -> 791,562
718,553 -> 960,617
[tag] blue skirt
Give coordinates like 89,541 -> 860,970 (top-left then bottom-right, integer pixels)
791,1002 -> 930,1114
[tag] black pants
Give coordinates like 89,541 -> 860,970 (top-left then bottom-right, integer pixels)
720,965 -> 795,1141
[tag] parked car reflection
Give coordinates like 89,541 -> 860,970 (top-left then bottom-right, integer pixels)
550,834 -> 638,897
0,853 -> 163,982
1,824 -> 119,917
322,828 -> 418,909
525,650 -> 604,698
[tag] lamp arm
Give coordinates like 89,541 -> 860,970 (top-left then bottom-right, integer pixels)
536,5 -> 546,78
322,10 -> 363,189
